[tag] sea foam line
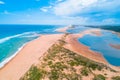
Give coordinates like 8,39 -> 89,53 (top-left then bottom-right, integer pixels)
0,32 -> 37,44
0,43 -> 26,68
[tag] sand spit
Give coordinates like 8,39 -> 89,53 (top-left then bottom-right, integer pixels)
110,44 -> 120,50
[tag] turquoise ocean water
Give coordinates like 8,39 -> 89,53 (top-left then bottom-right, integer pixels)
0,25 -> 63,68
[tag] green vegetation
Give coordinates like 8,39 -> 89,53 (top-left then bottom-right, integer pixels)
93,74 -> 106,80
49,70 -> 59,80
80,67 -> 89,76
65,73 -> 82,80
112,76 -> 120,80
50,62 -> 68,71
20,34 -> 116,80
20,66 -> 46,80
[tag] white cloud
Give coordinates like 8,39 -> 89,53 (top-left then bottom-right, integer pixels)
49,16 -> 89,25
53,0 -> 98,16
63,16 -> 88,21
0,1 -> 4,4
57,0 -> 63,2
42,17 -> 89,25
58,0 -> 62,1
52,0 -> 120,17
40,6 -> 52,12
102,18 -> 116,24
0,10 -> 17,15
4,10 -> 10,14
40,8 -> 48,12
26,14 -> 31,17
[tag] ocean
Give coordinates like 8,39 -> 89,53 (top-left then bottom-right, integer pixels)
0,25 -> 63,68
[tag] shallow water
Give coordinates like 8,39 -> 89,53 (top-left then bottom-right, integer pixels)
67,25 -> 91,33
78,30 -> 120,66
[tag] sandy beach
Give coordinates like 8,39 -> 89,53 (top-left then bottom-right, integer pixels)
55,25 -> 72,33
0,34 -> 63,80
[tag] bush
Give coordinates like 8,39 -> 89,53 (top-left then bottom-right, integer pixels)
93,74 -> 106,80
81,67 -> 89,76
112,76 -> 120,80
50,62 -> 67,71
58,39 -> 66,46
68,60 -> 79,66
48,61 -> 53,65
20,66 -> 45,80
49,70 -> 59,80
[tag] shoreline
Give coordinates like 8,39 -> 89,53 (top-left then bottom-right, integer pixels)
0,36 -> 40,69
0,31 -> 41,68
64,33 -> 120,71
0,34 -> 63,80
64,34 -> 108,65
64,28 -> 120,66
55,25 -> 72,33
0,43 -> 26,69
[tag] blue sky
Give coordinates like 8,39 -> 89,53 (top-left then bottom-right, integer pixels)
0,0 -> 120,25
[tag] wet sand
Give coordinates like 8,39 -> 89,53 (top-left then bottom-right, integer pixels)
110,44 -> 120,50
64,34 -> 108,64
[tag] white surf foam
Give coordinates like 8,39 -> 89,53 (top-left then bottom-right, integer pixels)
0,43 -> 26,68
20,32 -> 40,38
0,32 -> 40,68
0,32 -> 38,44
